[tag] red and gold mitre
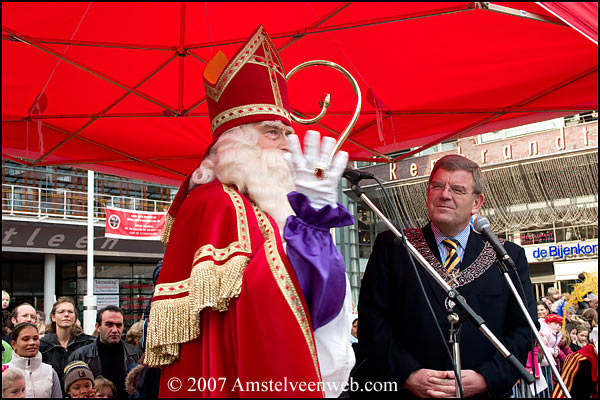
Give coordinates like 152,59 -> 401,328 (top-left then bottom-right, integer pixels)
161,26 -> 292,245
203,25 -> 292,138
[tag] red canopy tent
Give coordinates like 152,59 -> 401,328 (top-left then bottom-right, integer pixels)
2,2 -> 598,186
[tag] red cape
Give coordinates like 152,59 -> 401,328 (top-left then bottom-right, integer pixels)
146,182 -> 322,397
552,343 -> 598,398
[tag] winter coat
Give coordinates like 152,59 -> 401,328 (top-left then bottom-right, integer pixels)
39,332 -> 94,383
6,351 -> 62,398
67,337 -> 142,378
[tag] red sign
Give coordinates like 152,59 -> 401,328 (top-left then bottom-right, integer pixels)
105,207 -> 166,240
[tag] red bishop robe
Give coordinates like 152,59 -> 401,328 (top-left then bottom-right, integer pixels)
552,343 -> 598,398
146,182 -> 323,397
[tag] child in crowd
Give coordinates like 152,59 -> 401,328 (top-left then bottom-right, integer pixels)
540,314 -> 563,365
2,291 -> 10,310
124,364 -> 145,397
576,325 -> 590,347
2,368 -> 26,398
63,361 -> 96,398
566,323 -> 580,352
94,377 -> 117,398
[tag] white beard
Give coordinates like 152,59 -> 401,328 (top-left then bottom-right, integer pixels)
189,123 -> 296,235
217,146 -> 295,233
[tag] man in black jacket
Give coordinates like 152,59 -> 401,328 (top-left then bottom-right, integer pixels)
68,306 -> 142,397
358,155 -> 536,397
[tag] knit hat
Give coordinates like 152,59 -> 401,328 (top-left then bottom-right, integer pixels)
63,361 -> 95,392
545,314 -> 563,325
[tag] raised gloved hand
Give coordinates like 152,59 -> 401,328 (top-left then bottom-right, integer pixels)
286,130 -> 348,210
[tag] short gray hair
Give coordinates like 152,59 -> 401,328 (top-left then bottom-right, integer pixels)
429,155 -> 484,195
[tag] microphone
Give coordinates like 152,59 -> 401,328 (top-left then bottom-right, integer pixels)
343,168 -> 374,185
473,216 -> 516,271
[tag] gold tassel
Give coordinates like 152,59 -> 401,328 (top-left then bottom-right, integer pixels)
145,255 -> 249,367
160,214 -> 175,245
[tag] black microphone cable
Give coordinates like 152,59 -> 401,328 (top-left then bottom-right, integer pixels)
347,170 -> 464,397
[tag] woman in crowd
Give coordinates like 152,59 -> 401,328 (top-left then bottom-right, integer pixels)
2,368 -> 26,398
6,322 -> 62,397
537,300 -> 550,320
39,297 -> 94,386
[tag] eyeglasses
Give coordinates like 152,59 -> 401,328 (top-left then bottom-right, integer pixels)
429,182 -> 474,197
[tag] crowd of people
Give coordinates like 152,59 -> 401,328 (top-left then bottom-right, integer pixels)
524,284 -> 598,398
2,291 -> 153,398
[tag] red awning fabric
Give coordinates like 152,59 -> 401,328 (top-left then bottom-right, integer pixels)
538,2 -> 598,44
2,2 -> 598,185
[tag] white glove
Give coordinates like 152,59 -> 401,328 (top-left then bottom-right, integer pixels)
286,130 -> 348,210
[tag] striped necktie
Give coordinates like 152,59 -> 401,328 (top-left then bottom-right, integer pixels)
442,239 -> 461,280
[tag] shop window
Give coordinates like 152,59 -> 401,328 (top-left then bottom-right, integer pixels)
1,262 -> 12,294
120,279 -> 153,326
95,264 -> 134,278
59,263 -> 77,296
518,224 -> 555,245
133,264 -> 155,279
76,262 -> 157,329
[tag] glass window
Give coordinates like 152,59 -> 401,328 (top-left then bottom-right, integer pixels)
133,264 -> 156,279
12,264 -> 44,296
94,263 -> 132,278
2,263 -> 12,293
478,118 -> 564,144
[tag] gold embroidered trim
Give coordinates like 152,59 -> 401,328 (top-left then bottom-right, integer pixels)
210,103 -> 291,132
193,185 -> 252,262
205,28 -> 266,102
251,206 -> 322,384
247,58 -> 284,78
262,40 -> 284,108
160,214 -> 174,245
154,278 -> 190,297
145,255 -> 249,367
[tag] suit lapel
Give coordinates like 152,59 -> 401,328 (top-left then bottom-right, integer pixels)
463,228 -> 485,268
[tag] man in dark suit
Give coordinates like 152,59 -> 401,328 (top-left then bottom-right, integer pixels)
358,155 -> 536,397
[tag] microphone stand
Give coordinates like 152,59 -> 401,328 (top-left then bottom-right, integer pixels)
446,299 -> 463,397
494,259 -> 571,397
347,181 -> 535,393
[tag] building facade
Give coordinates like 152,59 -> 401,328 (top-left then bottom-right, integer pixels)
2,164 -> 175,327
345,116 -> 598,301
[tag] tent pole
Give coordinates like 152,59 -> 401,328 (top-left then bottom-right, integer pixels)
83,170 -> 97,335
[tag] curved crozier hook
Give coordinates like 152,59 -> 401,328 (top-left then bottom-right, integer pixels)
286,60 -> 361,177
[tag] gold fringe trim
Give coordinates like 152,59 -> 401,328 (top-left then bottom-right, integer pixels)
251,205 -> 322,384
145,255 -> 250,367
160,214 -> 175,245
